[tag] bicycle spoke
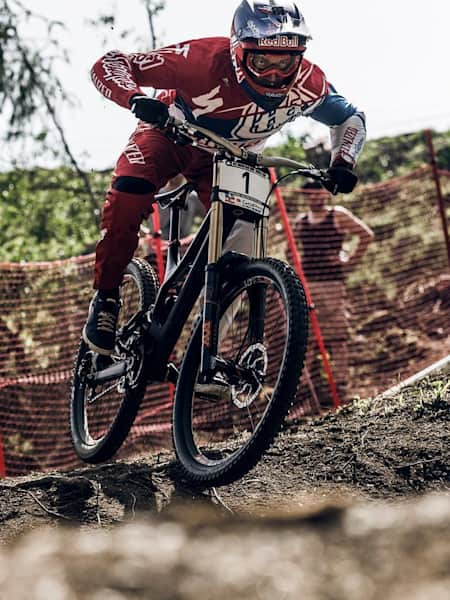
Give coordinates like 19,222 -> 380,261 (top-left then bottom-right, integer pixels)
246,405 -> 255,432
87,382 -> 121,405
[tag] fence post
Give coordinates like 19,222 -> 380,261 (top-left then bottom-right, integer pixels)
425,129 -> 450,267
269,168 -> 341,408
0,433 -> 6,477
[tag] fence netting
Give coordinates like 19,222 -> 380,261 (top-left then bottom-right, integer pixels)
1,165 -> 449,476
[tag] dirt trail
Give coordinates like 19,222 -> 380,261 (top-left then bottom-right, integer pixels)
0,373 -> 448,598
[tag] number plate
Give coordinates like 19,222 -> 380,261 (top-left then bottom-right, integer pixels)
217,160 -> 271,216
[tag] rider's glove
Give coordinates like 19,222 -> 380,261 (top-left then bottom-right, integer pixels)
130,95 -> 169,128
324,164 -> 358,195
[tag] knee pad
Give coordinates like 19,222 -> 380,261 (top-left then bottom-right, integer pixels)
112,176 -> 155,194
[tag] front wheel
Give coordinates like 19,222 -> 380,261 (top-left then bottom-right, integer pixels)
70,258 -> 159,463
173,257 -> 308,486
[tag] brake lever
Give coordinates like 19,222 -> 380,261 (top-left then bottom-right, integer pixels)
310,168 -> 334,190
162,119 -> 191,146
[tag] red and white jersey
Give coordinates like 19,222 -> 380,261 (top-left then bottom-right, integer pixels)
91,37 -> 365,163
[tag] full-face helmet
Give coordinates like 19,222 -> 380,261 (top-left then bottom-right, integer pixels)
230,0 -> 311,107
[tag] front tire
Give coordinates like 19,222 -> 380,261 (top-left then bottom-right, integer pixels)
172,258 -> 308,486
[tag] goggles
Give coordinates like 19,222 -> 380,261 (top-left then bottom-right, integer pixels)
245,51 -> 302,81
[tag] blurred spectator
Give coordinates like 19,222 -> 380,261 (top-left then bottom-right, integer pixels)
290,180 -> 374,404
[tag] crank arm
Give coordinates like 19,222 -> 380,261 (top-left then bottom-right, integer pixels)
87,360 -> 127,387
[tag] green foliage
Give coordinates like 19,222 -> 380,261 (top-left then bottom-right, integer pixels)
0,0 -> 100,214
268,129 -> 450,184
265,133 -> 309,185
0,168 -> 109,261
266,133 -> 308,163
0,1 -> 171,262
355,130 -> 450,182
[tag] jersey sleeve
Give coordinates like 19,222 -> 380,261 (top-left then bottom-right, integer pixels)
308,85 -> 367,167
90,41 -> 194,109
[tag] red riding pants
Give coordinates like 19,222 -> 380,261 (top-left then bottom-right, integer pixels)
94,124 -> 214,289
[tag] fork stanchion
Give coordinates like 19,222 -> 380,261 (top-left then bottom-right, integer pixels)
151,204 -> 166,283
0,432 -> 6,477
269,167 -> 341,409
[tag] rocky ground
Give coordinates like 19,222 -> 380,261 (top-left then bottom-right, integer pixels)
0,371 -> 449,599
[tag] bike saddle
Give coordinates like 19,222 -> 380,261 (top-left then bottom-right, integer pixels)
154,182 -> 197,211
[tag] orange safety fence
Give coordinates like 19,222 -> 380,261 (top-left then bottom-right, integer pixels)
0,432 -> 5,477
278,165 -> 450,414
0,165 -> 449,476
270,167 -> 341,409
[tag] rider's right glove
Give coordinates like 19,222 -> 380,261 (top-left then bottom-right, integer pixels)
130,95 -> 169,128
323,166 -> 358,195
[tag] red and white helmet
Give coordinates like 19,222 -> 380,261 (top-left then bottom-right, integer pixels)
230,0 -> 311,107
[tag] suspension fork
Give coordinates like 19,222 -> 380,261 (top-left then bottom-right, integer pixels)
200,158 -> 223,381
199,184 -> 269,380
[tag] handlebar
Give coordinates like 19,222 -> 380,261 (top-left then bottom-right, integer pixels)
164,116 -> 329,184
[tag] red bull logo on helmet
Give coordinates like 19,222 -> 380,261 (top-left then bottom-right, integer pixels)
257,35 -> 300,48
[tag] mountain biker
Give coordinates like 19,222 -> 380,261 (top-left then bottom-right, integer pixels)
84,0 -> 366,355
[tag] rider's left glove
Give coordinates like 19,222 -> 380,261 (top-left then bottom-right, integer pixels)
324,165 -> 358,195
130,95 -> 169,128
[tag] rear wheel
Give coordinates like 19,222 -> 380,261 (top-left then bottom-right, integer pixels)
173,258 -> 308,486
70,258 -> 158,463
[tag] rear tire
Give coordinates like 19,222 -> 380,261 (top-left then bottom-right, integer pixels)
172,258 -> 308,486
70,258 -> 158,463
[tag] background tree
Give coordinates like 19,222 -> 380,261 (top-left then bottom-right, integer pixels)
0,0 -> 167,261
0,0 -> 97,212
1,1 -> 166,220
87,1 -> 165,51
143,0 -> 165,49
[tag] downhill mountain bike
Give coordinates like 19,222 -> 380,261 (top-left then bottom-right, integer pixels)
70,117 -> 332,486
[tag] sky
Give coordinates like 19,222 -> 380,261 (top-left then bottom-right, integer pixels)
9,0 -> 450,170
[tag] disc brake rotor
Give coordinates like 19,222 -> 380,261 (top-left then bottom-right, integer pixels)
231,343 -> 268,409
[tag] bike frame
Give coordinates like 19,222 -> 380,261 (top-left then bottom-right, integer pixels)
144,151 -> 270,382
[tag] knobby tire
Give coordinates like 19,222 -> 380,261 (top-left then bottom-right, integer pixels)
172,257 -> 308,486
70,258 -> 158,463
